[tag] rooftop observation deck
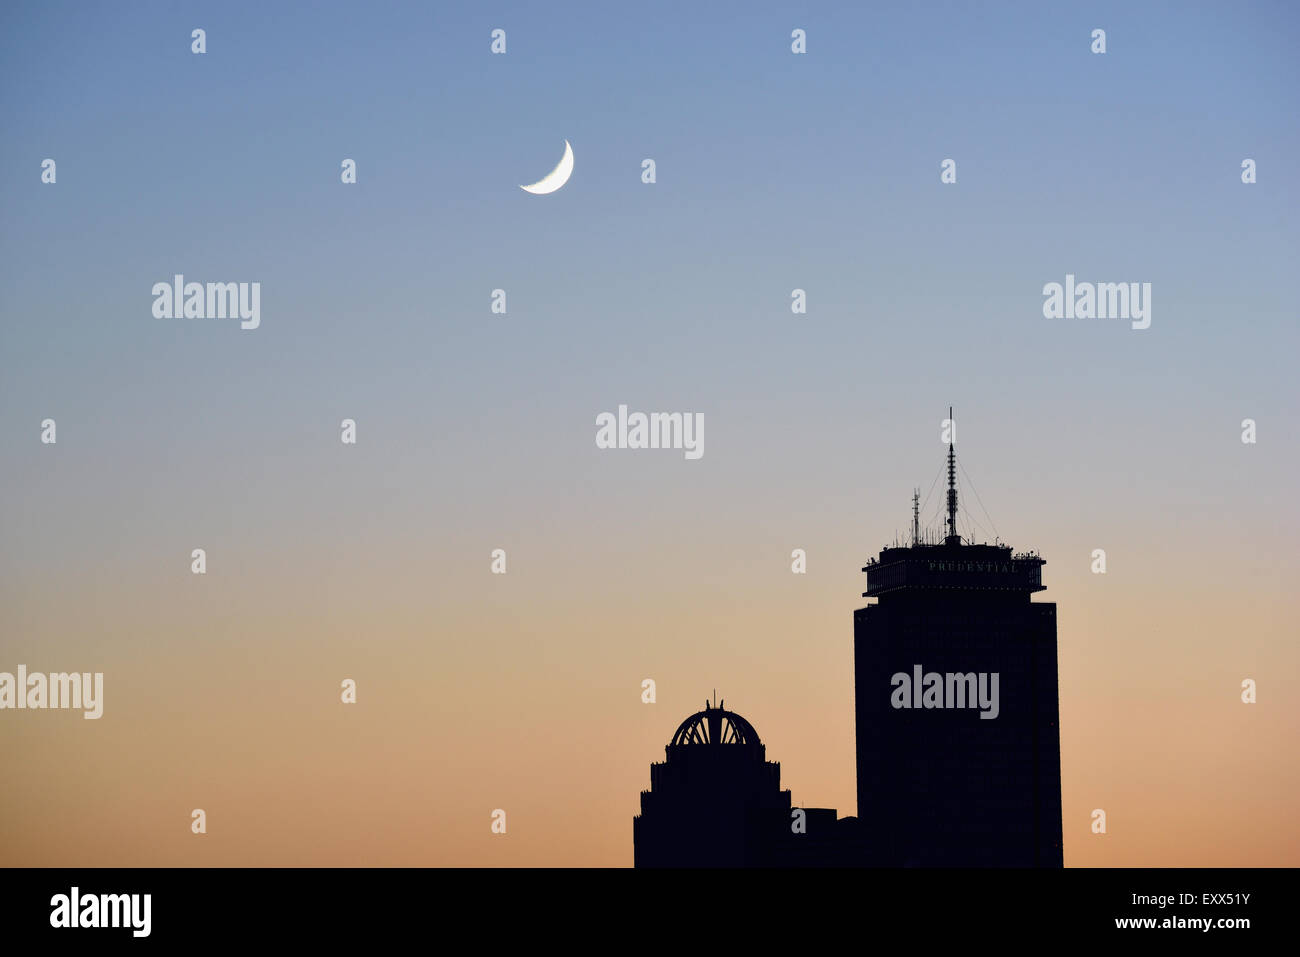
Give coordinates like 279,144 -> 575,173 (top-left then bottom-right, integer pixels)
863,539 -> 1045,598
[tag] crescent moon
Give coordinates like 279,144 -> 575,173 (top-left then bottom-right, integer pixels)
520,140 -> 574,194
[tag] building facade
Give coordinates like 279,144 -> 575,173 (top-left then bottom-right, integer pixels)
854,429 -> 1063,865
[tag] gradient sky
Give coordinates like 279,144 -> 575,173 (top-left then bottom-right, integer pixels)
1,1 -> 1297,866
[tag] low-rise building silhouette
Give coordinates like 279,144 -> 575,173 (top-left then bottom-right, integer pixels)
633,699 -> 850,867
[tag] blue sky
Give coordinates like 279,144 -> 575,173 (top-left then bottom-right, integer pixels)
2,0 -> 1297,570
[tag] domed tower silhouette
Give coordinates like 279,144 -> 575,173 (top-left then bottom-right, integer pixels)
633,696 -> 843,867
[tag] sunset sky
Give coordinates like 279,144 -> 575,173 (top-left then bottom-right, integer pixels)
1,1 -> 1297,866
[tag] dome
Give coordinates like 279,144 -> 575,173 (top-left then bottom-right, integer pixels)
669,702 -> 761,747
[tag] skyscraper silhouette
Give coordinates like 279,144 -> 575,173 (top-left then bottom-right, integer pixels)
854,413 -> 1063,865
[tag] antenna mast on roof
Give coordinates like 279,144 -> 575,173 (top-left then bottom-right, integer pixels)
912,488 -> 920,546
946,406 -> 960,545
